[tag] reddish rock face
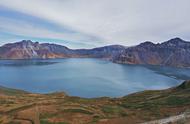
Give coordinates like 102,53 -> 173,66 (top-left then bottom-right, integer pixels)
0,40 -> 70,59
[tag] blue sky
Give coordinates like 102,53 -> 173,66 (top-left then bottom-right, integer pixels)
0,0 -> 189,48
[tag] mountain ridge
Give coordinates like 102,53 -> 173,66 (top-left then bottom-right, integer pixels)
0,37 -> 190,67
113,37 -> 190,67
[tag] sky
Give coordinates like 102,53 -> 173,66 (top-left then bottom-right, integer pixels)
0,0 -> 189,48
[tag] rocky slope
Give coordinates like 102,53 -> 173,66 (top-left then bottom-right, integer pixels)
0,38 -> 190,67
0,80 -> 190,124
113,38 -> 190,67
0,40 -> 74,59
0,40 -> 125,59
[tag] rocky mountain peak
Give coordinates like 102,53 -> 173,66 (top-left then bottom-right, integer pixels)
162,37 -> 189,47
19,40 -> 35,47
168,37 -> 184,42
21,40 -> 33,43
139,41 -> 155,47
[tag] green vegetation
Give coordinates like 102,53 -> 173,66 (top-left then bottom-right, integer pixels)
165,96 -> 190,106
0,99 -> 14,104
40,120 -> 69,124
40,113 -> 58,119
0,86 -> 27,96
62,108 -> 93,115
177,80 -> 190,89
102,105 -> 127,117
7,121 -> 21,124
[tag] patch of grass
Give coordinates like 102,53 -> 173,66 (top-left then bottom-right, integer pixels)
0,86 -> 27,96
177,80 -> 190,90
7,121 -> 21,124
102,105 -> 127,117
0,100 -> 14,104
40,113 -> 58,119
165,96 -> 190,106
40,120 -> 69,124
120,102 -> 140,109
63,97 -> 94,104
87,115 -> 103,124
63,108 -> 93,115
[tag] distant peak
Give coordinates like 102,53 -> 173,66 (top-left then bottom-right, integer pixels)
18,40 -> 41,46
20,40 -> 33,43
17,40 -> 33,45
167,37 -> 185,43
161,37 -> 189,47
139,41 -> 155,46
170,37 -> 183,41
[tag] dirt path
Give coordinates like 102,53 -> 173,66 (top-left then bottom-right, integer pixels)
3,103 -> 35,115
142,112 -> 190,124
1,103 -> 40,124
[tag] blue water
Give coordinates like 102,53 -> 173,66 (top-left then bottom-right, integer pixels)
0,58 -> 190,98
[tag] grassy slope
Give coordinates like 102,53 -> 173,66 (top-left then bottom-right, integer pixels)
0,86 -> 28,95
0,81 -> 190,124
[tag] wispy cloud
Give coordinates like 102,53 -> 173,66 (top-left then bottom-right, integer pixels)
0,0 -> 189,48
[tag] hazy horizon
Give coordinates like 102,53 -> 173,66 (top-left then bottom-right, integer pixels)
0,0 -> 190,48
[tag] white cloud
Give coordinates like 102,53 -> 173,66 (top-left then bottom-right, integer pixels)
0,16 -> 103,48
0,0 -> 190,47
0,17 -> 94,43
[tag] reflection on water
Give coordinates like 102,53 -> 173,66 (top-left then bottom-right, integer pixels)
0,58 -> 189,98
145,65 -> 190,80
0,60 -> 58,66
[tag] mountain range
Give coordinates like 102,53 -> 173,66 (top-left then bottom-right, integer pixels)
0,37 -> 190,67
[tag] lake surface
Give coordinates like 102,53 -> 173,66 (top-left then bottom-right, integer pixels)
0,58 -> 190,98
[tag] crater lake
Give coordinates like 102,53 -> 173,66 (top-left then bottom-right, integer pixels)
0,58 -> 190,98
